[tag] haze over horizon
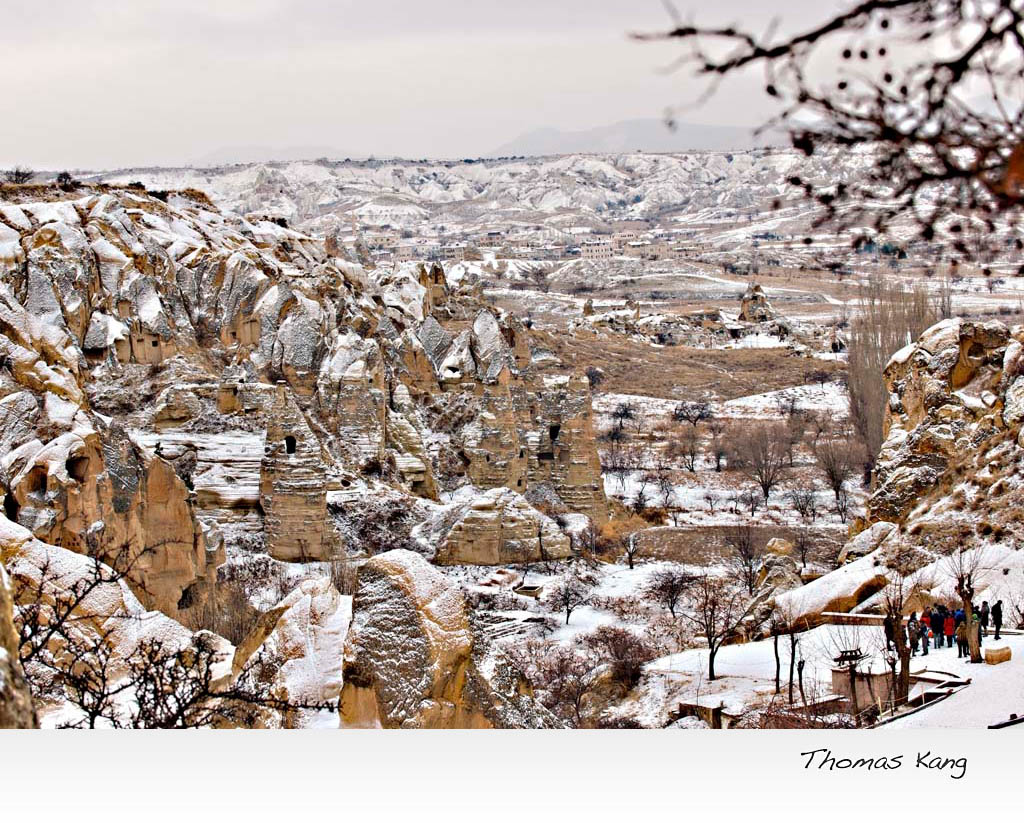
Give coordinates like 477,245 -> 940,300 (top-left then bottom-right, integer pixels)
0,0 -> 846,169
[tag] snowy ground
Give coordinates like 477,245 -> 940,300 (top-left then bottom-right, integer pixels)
883,634 -> 1024,730
593,380 -> 861,531
629,622 -> 1024,729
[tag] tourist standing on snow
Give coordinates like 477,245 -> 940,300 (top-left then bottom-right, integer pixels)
908,613 -> 920,657
992,600 -> 1003,641
955,620 -> 968,658
944,611 -> 955,649
920,611 -> 930,655
980,601 -> 990,637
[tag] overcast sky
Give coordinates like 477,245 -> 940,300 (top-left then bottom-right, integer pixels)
0,0 -> 848,168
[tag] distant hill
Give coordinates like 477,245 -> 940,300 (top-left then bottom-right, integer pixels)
194,144 -> 356,166
489,118 -> 779,157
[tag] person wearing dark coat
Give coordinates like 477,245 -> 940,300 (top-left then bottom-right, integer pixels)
907,614 -> 920,657
883,614 -> 895,651
980,601 -> 990,637
992,600 -> 1003,641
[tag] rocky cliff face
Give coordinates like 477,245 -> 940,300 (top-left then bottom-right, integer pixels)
0,240 -> 216,621
340,549 -> 555,728
872,317 -> 1015,527
1,184 -> 607,726
780,318 -> 1024,624
0,560 -> 36,728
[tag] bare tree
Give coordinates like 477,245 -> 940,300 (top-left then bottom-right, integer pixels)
646,567 -> 694,618
783,409 -> 808,468
544,570 -> 592,625
834,488 -> 852,523
672,400 -> 713,428
734,422 -> 789,502
847,274 -> 941,468
12,551 -> 332,728
791,528 -> 813,571
723,522 -> 763,596
737,488 -> 762,517
584,626 -> 654,689
631,488 -> 649,517
668,426 -> 700,472
813,436 -> 859,505
603,441 -> 632,491
678,573 -> 758,681
540,646 -> 601,726
638,2 -> 1024,247
787,488 -> 820,522
621,532 -> 642,569
878,540 -> 934,709
525,264 -> 551,294
707,418 -> 727,472
611,401 -> 636,432
942,539 -> 992,664
3,167 -> 34,184
127,635 -> 329,729
774,595 -> 811,705
651,457 -> 676,507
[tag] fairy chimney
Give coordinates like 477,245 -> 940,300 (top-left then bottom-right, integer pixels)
260,382 -> 328,561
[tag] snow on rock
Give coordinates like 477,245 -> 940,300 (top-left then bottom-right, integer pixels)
0,518 -> 233,727
340,549 -> 475,728
340,548 -> 557,728
420,486 -> 571,565
233,577 -> 352,727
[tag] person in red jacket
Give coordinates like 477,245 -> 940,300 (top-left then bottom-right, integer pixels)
920,611 -> 930,655
944,613 -> 955,649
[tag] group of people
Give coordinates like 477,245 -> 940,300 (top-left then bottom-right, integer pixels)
883,600 -> 1004,659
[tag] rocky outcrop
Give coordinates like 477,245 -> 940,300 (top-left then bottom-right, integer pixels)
739,283 -> 775,322
790,319 -> 1024,626
871,318 -> 1013,524
260,383 -> 328,561
340,549 -> 476,727
519,374 -> 608,524
0,518 -> 234,727
0,560 -> 36,728
233,578 -> 351,727
1,186 -> 612,726
340,549 -> 554,728
428,487 -> 571,566
415,305 -> 607,524
316,330 -> 387,467
0,277 -> 216,620
837,521 -> 897,564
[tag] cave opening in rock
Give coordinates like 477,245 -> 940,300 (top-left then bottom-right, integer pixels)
549,424 -> 561,443
27,468 -> 47,495
285,435 -> 297,454
66,455 -> 90,483
3,492 -> 19,522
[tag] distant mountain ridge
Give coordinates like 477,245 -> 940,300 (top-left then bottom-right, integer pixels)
489,118 -> 780,157
194,144 -> 357,165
